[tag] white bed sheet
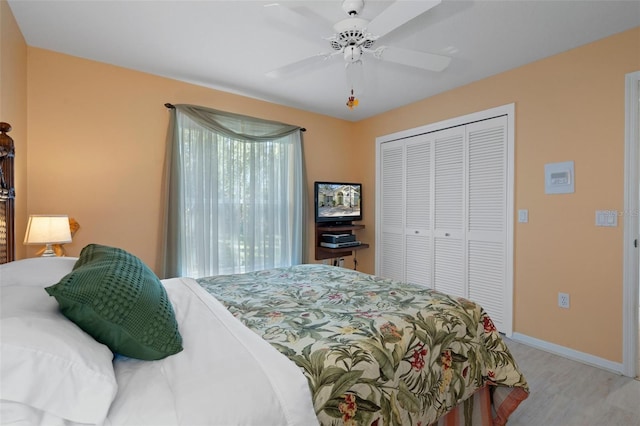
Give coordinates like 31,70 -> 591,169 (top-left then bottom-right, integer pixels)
105,276 -> 318,426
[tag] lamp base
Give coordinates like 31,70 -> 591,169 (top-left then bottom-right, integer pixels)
41,244 -> 56,257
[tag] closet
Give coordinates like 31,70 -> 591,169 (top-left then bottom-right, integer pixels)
376,107 -> 513,334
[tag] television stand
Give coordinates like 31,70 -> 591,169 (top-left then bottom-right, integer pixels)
315,223 -> 368,261
322,221 -> 353,228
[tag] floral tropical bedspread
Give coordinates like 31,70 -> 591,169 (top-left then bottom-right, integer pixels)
197,264 -> 528,426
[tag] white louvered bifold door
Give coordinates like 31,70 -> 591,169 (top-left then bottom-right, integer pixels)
379,140 -> 405,281
405,135 -> 432,287
377,111 -> 511,333
433,127 -> 466,298
466,116 -> 508,330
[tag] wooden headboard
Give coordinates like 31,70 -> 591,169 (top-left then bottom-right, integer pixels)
0,122 -> 16,264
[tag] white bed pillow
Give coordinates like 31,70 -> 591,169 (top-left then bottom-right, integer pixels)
0,256 -> 78,287
0,259 -> 118,425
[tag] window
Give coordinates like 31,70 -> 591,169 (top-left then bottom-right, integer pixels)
162,105 -> 304,278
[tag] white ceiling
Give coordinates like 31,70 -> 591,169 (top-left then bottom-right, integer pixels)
7,0 -> 640,121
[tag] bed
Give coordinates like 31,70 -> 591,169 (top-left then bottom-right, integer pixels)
1,250 -> 527,426
198,264 -> 529,426
1,256 -> 318,426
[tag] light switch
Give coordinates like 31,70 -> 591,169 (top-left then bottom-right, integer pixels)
595,210 -> 618,227
518,209 -> 528,223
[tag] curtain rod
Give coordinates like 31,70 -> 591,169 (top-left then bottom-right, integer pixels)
164,103 -> 306,132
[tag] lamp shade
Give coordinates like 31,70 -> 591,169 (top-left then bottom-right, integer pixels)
24,215 -> 72,245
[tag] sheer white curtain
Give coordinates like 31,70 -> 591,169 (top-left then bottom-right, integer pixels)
162,104 -> 305,278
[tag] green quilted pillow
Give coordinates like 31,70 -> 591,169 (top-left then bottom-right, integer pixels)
45,244 -> 183,360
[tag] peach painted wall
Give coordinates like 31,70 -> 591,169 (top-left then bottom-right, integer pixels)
0,0 -> 27,259
353,27 -> 640,363
25,47 -> 364,272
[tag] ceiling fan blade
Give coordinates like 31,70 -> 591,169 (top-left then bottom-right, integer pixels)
263,3 -> 332,40
265,52 -> 336,79
376,46 -> 451,72
367,0 -> 441,38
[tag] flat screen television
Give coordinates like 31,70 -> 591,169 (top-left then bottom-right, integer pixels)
314,181 -> 362,225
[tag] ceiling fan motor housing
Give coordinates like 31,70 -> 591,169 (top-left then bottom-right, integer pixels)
331,17 -> 376,52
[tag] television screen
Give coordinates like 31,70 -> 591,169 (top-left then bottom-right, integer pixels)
314,181 -> 362,224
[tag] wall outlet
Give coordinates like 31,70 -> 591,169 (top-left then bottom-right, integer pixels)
338,258 -> 345,268
518,209 -> 529,223
322,259 -> 329,265
558,292 -> 570,309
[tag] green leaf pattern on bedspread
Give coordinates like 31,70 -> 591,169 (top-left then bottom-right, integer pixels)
197,264 -> 528,426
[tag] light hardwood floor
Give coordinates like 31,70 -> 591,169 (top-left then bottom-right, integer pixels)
503,338 -> 640,426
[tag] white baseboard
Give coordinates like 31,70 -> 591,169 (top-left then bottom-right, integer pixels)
510,332 -> 625,376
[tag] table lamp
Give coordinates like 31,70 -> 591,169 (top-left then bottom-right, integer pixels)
24,215 -> 72,257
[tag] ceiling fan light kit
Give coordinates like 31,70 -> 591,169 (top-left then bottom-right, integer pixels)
266,0 -> 450,110
343,45 -> 362,63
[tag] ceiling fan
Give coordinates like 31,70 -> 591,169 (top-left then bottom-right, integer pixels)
264,0 -> 451,108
